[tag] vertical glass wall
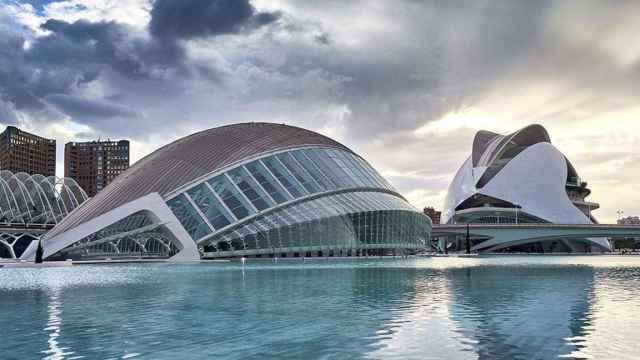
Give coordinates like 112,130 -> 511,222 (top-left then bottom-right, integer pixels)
199,191 -> 431,258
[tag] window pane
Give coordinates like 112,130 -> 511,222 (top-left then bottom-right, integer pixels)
303,149 -> 355,188
245,161 -> 291,204
276,152 -> 321,194
291,150 -> 335,190
186,183 -> 234,230
166,194 -> 212,240
353,155 -> 394,190
227,167 -> 274,211
326,149 -> 367,186
339,152 -> 380,188
262,156 -> 307,198
208,175 -> 255,220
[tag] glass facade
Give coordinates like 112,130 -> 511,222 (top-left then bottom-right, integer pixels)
32,124 -> 433,262
167,193 -> 212,240
166,146 -> 431,258
201,191 -> 429,258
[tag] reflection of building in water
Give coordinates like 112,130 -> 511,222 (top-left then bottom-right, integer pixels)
446,266 -> 595,359
367,268 -> 477,360
567,266 -> 640,360
43,289 -> 68,359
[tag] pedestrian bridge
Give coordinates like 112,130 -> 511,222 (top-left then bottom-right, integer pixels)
432,224 -> 640,252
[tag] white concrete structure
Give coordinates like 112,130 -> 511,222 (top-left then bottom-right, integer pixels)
442,124 -> 609,252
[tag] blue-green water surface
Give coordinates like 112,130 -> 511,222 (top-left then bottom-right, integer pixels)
2,256 -> 640,359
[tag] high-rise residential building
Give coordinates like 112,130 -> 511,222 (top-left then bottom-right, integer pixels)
0,126 -> 56,176
423,207 -> 441,224
65,140 -> 130,197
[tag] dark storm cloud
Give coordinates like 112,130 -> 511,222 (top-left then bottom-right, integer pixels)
0,17 -> 183,118
149,0 -> 280,39
0,0 -> 283,132
45,94 -> 140,119
37,19 -> 171,78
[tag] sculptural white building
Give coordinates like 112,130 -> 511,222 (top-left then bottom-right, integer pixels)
442,124 -> 609,252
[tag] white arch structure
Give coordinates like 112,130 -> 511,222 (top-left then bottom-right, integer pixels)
0,170 -> 88,259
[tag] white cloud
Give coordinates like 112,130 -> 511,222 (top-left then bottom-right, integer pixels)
43,0 -> 151,27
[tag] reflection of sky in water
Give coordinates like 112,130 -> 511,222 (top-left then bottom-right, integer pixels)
1,257 -> 640,359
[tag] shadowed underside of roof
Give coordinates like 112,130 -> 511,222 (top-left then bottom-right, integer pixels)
46,123 -> 351,238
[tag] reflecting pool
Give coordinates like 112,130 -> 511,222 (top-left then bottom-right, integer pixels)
2,256 -> 640,359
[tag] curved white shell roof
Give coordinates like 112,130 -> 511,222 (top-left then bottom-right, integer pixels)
443,124 -> 608,251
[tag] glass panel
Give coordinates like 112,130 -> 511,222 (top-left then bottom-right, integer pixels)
186,183 -> 234,230
167,194 -> 212,240
353,155 -> 394,190
326,149 -> 368,187
227,167 -> 274,211
245,161 -> 291,204
291,150 -> 336,190
303,149 -> 356,188
208,175 -> 255,220
340,152 -> 382,188
276,152 -> 321,194
261,156 -> 307,198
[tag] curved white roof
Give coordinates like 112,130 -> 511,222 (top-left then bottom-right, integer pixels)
442,124 -> 608,250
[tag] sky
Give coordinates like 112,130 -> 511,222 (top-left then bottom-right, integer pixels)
0,0 -> 639,223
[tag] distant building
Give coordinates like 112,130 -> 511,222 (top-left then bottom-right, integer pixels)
65,140 -> 130,197
0,126 -> 56,176
423,207 -> 441,224
613,216 -> 640,249
618,216 -> 640,225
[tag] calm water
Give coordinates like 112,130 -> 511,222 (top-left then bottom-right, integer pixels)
2,256 -> 640,360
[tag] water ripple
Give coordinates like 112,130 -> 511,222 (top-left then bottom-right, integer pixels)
1,257 -> 640,359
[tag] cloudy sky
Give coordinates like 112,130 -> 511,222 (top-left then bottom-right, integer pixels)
1,0 -> 639,223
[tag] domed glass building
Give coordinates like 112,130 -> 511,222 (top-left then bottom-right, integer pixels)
23,123 -> 431,261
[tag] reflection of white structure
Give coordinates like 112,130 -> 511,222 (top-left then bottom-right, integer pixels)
23,123 -> 430,261
443,124 -> 609,252
447,265 -> 595,358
